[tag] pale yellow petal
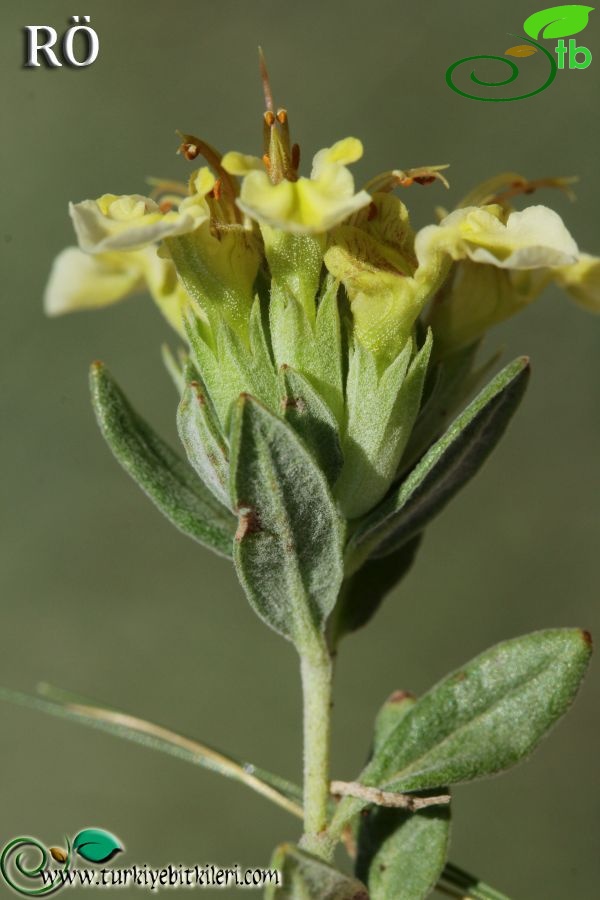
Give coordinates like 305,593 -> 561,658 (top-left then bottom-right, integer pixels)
44,247 -> 144,316
221,151 -> 264,176
310,138 -> 364,179
554,253 -> 600,312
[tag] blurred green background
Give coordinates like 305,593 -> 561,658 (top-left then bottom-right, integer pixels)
1,1 -> 599,897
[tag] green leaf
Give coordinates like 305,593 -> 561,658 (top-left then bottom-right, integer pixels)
402,341 -> 481,467
177,377 -> 230,507
0,686 -> 304,820
372,690 -> 417,754
334,332 -> 432,520
356,802 -> 451,900
229,394 -> 345,646
89,363 -> 236,558
333,629 -> 592,832
330,536 -> 422,641
266,844 -> 368,900
524,5 -> 594,39
346,357 -> 529,570
353,689 -> 450,900
279,365 -> 344,486
73,829 -> 122,864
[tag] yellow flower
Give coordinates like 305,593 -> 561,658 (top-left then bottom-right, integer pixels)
44,245 -> 194,337
70,169 -> 216,253
222,137 -> 371,234
424,204 -> 600,354
417,204 -> 579,270
554,253 -> 600,313
324,192 -> 450,366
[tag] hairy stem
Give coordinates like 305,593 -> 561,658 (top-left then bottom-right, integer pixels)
298,635 -> 334,859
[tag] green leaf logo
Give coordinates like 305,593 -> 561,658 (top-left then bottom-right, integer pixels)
73,828 -> 122,864
524,5 -> 594,40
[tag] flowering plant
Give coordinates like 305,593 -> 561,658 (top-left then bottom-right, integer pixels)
10,58 -> 600,898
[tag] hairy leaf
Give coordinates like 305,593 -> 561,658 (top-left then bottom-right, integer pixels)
346,357 -> 529,570
177,378 -> 230,507
333,629 -> 592,833
356,803 -> 450,900
230,394 -> 344,646
89,363 -> 235,558
279,365 -> 344,486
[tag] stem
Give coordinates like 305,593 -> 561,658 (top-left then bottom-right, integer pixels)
298,635 -> 334,859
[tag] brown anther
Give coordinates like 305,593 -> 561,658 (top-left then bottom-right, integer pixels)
159,200 -> 174,214
367,202 -> 378,221
264,110 -> 276,127
262,153 -> 271,170
181,143 -> 199,161
212,179 -> 222,201
399,177 -> 414,188
414,176 -> 437,186
276,109 -> 287,124
291,143 -> 301,170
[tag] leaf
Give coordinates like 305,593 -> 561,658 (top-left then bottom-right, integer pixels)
0,686 -> 304,820
279,365 -> 344,486
355,803 -> 451,900
229,394 -> 345,646
355,691 -> 451,899
523,4 -> 594,39
334,331 -> 432,520
372,690 -> 417,754
266,844 -> 368,900
505,44 -> 539,57
177,377 -> 230,507
346,357 -> 529,571
73,828 -> 122,863
330,535 -> 422,641
90,363 -> 236,558
332,629 -> 592,833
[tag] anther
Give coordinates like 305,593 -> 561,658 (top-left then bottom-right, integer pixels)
212,179 -> 222,201
262,154 -> 271,170
180,143 -> 199,161
276,109 -> 288,125
159,200 -> 174,213
264,110 -> 276,127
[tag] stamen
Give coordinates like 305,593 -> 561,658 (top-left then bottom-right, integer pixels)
291,143 -> 301,170
212,179 -> 222,201
487,175 -> 578,205
262,154 -> 271,170
276,109 -> 287,124
159,200 -> 174,213
258,47 -> 274,112
264,110 -> 276,128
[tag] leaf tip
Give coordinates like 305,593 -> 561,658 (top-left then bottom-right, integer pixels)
581,629 -> 593,650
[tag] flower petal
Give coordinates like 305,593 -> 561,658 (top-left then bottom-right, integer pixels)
554,253 -> 600,312
310,137 -> 364,179
70,175 -> 214,254
44,247 -> 145,316
237,168 -> 370,234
